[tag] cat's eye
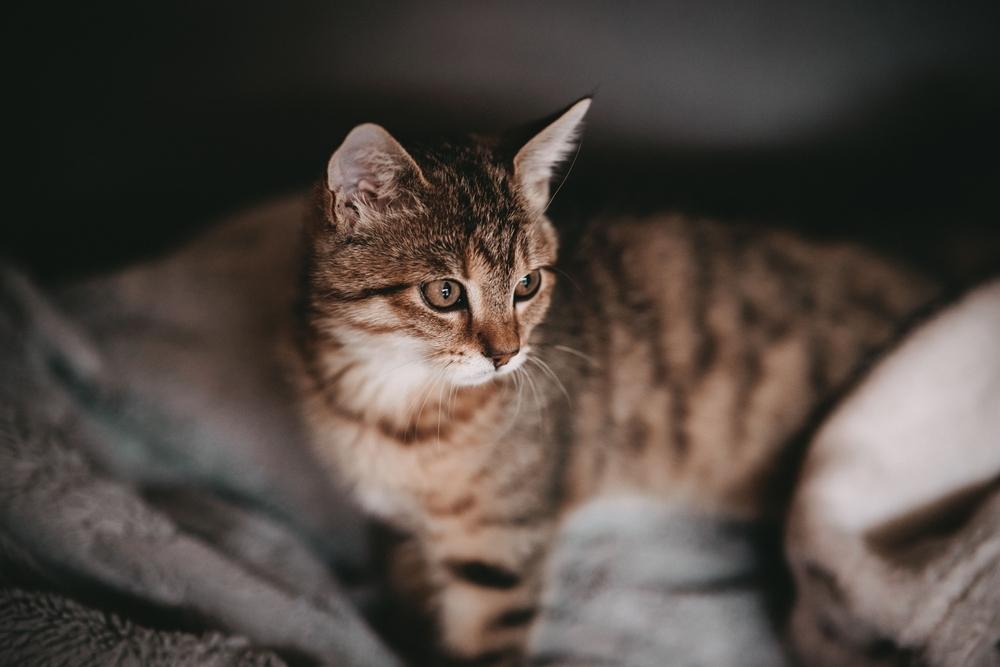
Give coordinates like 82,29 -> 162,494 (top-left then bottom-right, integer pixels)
514,270 -> 542,301
421,279 -> 466,311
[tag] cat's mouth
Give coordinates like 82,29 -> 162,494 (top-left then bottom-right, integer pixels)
495,349 -> 528,377
450,348 -> 529,387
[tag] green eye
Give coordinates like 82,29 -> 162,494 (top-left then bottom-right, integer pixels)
421,279 -> 466,310
514,270 -> 542,301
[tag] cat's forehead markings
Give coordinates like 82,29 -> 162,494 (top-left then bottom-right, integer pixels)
459,244 -> 472,280
467,225 -> 522,277
464,238 -> 499,281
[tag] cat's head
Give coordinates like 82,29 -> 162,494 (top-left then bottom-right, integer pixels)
304,99 -> 590,391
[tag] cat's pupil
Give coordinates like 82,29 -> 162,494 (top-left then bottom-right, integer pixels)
520,276 -> 529,286
442,283 -> 452,298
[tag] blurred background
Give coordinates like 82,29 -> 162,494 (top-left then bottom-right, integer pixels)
12,0 -> 1000,282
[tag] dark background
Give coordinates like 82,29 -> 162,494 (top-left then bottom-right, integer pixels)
13,1 -> 1000,282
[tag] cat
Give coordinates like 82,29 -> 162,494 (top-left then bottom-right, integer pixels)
292,98 -> 938,664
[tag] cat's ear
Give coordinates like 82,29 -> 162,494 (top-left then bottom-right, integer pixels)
326,123 -> 425,231
513,97 -> 591,212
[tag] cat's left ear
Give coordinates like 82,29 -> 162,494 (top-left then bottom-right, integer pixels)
513,97 -> 591,212
326,123 -> 425,232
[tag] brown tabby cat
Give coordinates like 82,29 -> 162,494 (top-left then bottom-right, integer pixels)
293,98 -> 937,664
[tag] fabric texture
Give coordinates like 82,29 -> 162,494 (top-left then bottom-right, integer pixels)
528,496 -> 788,666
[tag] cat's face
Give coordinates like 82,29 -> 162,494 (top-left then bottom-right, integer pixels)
311,160 -> 559,388
306,99 -> 589,391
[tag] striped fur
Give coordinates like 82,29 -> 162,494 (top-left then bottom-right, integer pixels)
293,108 -> 938,663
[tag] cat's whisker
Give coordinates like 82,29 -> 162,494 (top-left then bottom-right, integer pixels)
543,134 -> 583,213
546,264 -> 585,296
447,378 -> 457,421
390,363 -> 431,438
521,364 -> 546,430
510,368 -> 526,430
380,356 -> 425,376
446,377 -> 460,444
361,350 -> 429,391
408,366 -> 447,441
491,369 -> 526,446
510,369 -> 524,411
529,355 -> 571,406
547,343 -> 600,368
436,362 -> 454,445
363,355 -> 430,424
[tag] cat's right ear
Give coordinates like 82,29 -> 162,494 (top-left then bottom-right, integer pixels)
325,124 -> 425,233
513,97 -> 592,213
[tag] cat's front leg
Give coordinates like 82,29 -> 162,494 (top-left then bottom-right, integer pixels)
424,521 -> 552,665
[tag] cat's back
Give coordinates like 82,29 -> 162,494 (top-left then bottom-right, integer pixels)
551,214 -> 939,516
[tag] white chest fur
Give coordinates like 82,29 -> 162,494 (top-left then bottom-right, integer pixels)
312,410 -> 498,532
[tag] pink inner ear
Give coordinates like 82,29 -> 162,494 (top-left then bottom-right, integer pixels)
357,178 -> 378,196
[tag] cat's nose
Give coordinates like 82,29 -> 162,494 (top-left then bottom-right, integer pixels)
488,348 -> 518,369
477,324 -> 520,369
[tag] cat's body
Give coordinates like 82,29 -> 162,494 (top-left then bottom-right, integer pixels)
293,101 -> 937,663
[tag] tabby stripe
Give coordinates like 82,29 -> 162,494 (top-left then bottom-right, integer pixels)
603,235 -> 681,461
445,560 -> 521,589
530,653 -> 618,667
638,270 -> 669,386
491,606 -> 537,629
668,223 -> 711,459
450,646 -> 522,666
476,237 -> 501,266
626,416 -> 649,454
733,281 -> 764,445
424,493 -> 477,516
325,283 -> 411,302
806,323 -> 827,396
303,351 -> 499,446
862,637 -> 912,662
349,320 -> 407,335
303,359 -> 452,446
690,220 -> 717,376
846,282 -> 894,321
489,458 -> 544,494
475,504 -> 551,527
669,379 -> 689,459
734,335 -> 764,446
760,244 -> 803,285
323,360 -> 359,386
591,246 -> 617,476
384,418 -> 453,445
506,231 -> 518,268
671,220 -> 729,458
763,243 -> 826,398
548,332 -> 578,508
802,561 -> 846,604
518,233 -> 532,267
664,570 -> 760,594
